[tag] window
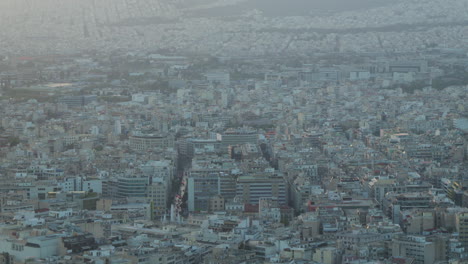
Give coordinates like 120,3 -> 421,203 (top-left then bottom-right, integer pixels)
11,244 -> 24,251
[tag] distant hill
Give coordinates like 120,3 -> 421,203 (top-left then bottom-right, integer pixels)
0,0 -> 398,27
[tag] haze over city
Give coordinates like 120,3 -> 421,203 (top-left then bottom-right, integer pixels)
0,0 -> 466,55
0,0 -> 467,264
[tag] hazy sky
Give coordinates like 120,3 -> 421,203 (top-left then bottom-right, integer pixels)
0,0 -> 396,18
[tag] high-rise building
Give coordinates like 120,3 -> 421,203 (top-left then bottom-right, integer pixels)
219,172 -> 237,201
58,95 -> 97,108
187,169 -> 236,212
129,132 -> 174,151
219,128 -> 258,148
236,173 -> 287,205
146,177 -> 168,219
187,171 -> 220,212
117,176 -> 148,198
457,212 -> 468,249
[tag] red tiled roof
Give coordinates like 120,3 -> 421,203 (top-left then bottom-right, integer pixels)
244,204 -> 259,213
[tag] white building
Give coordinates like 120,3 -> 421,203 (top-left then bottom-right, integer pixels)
205,71 -> 230,86
350,71 -> 371,81
0,235 -> 61,262
114,120 -> 122,135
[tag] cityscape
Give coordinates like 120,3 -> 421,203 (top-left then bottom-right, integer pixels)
0,0 -> 467,263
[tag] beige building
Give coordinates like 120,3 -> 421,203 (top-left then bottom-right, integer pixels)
402,210 -> 435,234
392,235 -> 447,264
77,221 -> 111,239
208,195 -> 225,212
146,178 -> 168,219
301,220 -> 321,241
96,198 -> 113,211
313,247 -> 339,264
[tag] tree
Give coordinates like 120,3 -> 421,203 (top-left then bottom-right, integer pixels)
94,145 -> 104,152
8,136 -> 20,147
